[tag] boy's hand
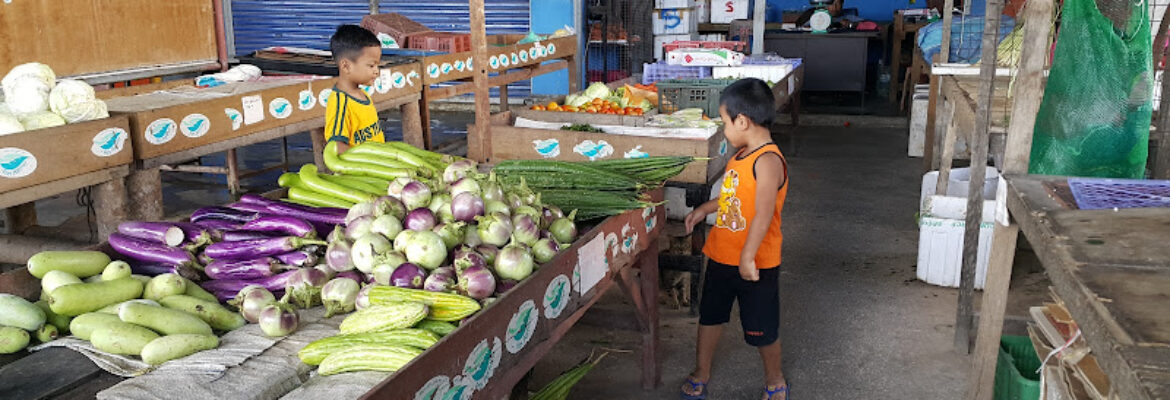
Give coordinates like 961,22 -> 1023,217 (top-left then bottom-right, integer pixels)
738,259 -> 759,281
684,209 -> 706,234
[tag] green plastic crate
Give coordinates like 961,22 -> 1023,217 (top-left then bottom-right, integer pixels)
656,79 -> 738,118
994,335 -> 1041,400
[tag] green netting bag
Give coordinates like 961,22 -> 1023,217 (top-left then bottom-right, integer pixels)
1030,0 -> 1153,178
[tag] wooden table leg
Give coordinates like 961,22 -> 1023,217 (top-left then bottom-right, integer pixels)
310,128 -> 326,171
93,178 -> 128,240
400,100 -> 426,149
638,246 -> 662,389
126,168 -> 164,221
280,137 -> 290,172
225,148 -> 240,195
499,85 -> 510,113
419,92 -> 433,150
4,203 -> 37,235
934,101 -> 957,195
890,19 -> 904,103
963,222 -> 1020,400
923,72 -> 940,172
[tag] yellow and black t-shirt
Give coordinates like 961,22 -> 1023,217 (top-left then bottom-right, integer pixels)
324,86 -> 384,146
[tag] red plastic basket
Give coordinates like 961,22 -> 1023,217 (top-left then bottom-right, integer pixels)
662,41 -> 748,54
406,32 -> 472,53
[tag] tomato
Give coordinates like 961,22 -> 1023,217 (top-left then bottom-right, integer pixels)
532,105 -> 546,111
631,108 -> 643,115
591,98 -> 602,105
616,109 -> 626,115
564,105 -> 578,112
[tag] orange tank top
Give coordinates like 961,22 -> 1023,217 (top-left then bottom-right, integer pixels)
702,143 -> 788,269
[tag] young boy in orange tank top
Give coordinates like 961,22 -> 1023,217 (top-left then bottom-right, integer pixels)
681,79 -> 789,400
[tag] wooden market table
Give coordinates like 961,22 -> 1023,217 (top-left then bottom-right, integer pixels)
988,174 -> 1170,399
889,10 -> 932,104
923,68 -> 1027,173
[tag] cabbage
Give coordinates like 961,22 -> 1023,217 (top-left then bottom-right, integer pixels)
50,80 -> 108,123
19,111 -> 65,130
5,79 -> 50,115
580,82 -> 611,101
565,93 -> 590,108
0,113 -> 23,136
2,63 -> 56,97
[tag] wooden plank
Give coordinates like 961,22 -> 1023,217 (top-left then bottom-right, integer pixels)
934,101 -> 957,195
0,115 -> 134,193
425,62 -> 568,101
923,67 -> 941,171
4,203 -> 37,234
638,247 -> 662,389
0,165 -> 129,211
0,1 -> 217,77
468,0 -> 492,162
1157,14 -> 1170,179
0,347 -> 104,400
418,36 -> 577,85
939,0 -> 956,64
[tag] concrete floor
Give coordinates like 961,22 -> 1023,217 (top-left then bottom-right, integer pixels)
527,124 -> 978,399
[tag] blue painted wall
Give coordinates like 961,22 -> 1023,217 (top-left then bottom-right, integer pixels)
531,0 -> 576,95
764,0 -> 932,23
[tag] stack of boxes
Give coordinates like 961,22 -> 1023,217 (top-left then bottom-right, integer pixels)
653,0 -> 706,60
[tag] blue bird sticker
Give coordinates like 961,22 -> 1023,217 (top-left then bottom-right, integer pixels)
510,53 -> 519,65
543,275 -> 571,319
454,60 -> 465,71
624,145 -> 650,159
298,90 -> 315,110
269,98 -> 292,119
391,72 -> 406,88
505,300 -> 538,354
145,118 -> 177,145
414,376 -> 451,400
181,114 -> 210,138
91,128 -> 128,157
0,148 -> 37,178
428,63 -> 441,78
225,108 -> 243,130
519,51 -> 529,63
441,63 -> 452,74
532,139 -> 560,158
573,140 -> 614,161
318,89 -> 332,108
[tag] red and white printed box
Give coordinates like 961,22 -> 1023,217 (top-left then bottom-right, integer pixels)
710,0 -> 749,24
667,48 -> 745,66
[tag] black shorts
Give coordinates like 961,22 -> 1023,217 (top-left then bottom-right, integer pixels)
698,260 -> 780,347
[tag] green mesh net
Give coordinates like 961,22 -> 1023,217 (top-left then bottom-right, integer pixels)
1030,0 -> 1153,178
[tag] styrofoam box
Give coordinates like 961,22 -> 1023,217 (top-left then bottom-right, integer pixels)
656,0 -> 698,8
654,33 -> 699,60
713,64 -> 793,83
700,33 -> 726,41
695,0 -> 711,24
710,0 -> 749,23
654,8 -> 700,35
908,89 -> 930,157
916,167 -> 1000,289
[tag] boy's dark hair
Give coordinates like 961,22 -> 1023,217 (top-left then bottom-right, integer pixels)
719,78 -> 776,128
331,25 -> 381,62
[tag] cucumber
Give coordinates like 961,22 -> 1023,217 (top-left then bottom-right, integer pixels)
0,293 -> 45,331
118,302 -> 212,336
69,312 -> 124,341
96,299 -> 160,314
143,273 -> 187,301
140,334 -> 219,365
101,261 -> 133,281
40,270 -> 82,295
34,300 -> 71,333
415,319 -> 457,337
182,278 -> 219,303
0,326 -> 30,354
158,295 -> 246,331
130,274 -> 152,285
27,251 -> 110,279
35,324 -> 58,343
49,277 -> 144,316
91,323 -> 160,355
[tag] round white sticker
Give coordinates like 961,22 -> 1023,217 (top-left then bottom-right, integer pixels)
510,53 -> 519,65
548,43 -> 557,55
505,300 -> 538,354
145,118 -> 177,145
519,50 -> 529,63
543,274 -> 571,319
0,147 -> 37,178
414,376 -> 451,400
454,60 -> 466,72
269,98 -> 292,119
391,72 -> 406,88
90,128 -> 128,157
488,56 -> 500,70
180,113 -> 210,138
427,63 -> 441,78
297,89 -> 316,110
441,63 -> 453,75
500,54 -> 510,67
225,108 -> 243,131
318,88 -> 332,108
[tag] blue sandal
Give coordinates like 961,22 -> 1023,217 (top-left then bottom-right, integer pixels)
680,376 -> 708,400
763,383 -> 789,400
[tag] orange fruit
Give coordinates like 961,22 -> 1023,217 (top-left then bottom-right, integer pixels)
592,98 -> 602,105
532,105 -> 545,111
547,102 -> 559,109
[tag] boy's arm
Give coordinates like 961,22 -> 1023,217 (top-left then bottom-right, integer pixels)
738,153 -> 785,281
684,199 -> 719,234
323,95 -> 352,149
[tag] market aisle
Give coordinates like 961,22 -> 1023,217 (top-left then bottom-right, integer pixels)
532,125 -> 969,399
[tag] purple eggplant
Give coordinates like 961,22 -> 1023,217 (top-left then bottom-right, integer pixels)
203,236 -> 325,260
221,230 -> 278,242
196,252 -> 214,266
273,251 -> 318,268
194,218 -> 242,231
239,194 -> 347,224
335,270 -> 363,283
117,222 -> 185,247
496,279 -> 519,294
226,201 -> 271,214
108,233 -> 199,269
239,215 -> 317,238
172,222 -> 218,244
126,260 -> 201,281
424,266 -> 457,292
205,257 -> 283,280
191,206 -> 259,224
390,263 -> 427,289
200,269 -> 299,300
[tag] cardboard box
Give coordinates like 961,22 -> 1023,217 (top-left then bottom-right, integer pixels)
710,0 -> 749,23
654,33 -> 700,60
361,13 -> 432,49
105,63 -> 421,160
0,115 -> 133,193
667,48 -> 745,66
653,8 -> 700,35
489,111 -> 731,184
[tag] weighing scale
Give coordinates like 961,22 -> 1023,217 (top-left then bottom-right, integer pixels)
809,0 -> 832,34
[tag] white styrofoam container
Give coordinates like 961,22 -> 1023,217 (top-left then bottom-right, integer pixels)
916,167 -> 1000,289
700,33 -> 726,41
713,64 -> 793,83
710,0 -> 749,23
653,8 -> 700,35
908,91 -> 929,157
695,0 -> 711,24
654,33 -> 699,60
656,0 -> 698,8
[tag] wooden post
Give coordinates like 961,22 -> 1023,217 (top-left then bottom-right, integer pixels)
934,100 -> 957,195
891,11 -> 904,103
368,0 -> 377,14
468,0 -> 492,162
400,100 -> 426,149
225,149 -> 241,195
418,93 -> 433,150
939,0 -> 955,64
3,203 -> 37,235
964,0 -> 1053,398
923,57 -> 941,171
498,85 -> 510,113
126,168 -> 164,221
954,0 -> 1003,354
751,0 -> 766,54
1155,12 -> 1170,178
567,54 -> 580,93
93,178 -> 128,240
310,128 -> 327,171
638,245 -> 662,389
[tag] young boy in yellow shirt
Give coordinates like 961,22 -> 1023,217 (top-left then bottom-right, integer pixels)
325,25 -> 385,153
681,78 -> 790,400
